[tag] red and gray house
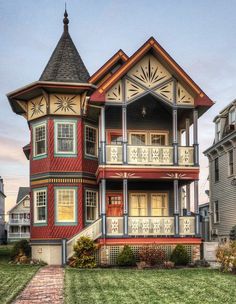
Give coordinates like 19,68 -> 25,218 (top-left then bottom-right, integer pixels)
7,11 -> 213,265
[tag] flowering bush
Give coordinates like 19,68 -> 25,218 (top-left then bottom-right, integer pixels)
139,246 -> 165,266
216,241 -> 236,273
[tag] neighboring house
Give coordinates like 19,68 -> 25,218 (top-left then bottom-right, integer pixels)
204,100 -> 236,242
0,177 -> 6,244
7,10 -> 214,265
199,203 -> 210,241
8,187 -> 30,242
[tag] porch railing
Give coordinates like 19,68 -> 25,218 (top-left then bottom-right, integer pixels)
128,217 -> 175,235
105,144 -> 194,166
179,216 -> 195,235
107,217 -> 124,235
9,218 -> 30,225
8,232 -> 30,239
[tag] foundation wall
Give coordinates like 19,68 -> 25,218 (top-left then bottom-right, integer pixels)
32,244 -> 62,265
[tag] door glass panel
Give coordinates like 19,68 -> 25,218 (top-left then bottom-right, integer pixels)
130,134 -> 146,145
130,194 -> 147,216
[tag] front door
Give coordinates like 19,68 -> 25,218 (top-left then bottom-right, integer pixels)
129,193 -> 148,216
106,193 -> 123,216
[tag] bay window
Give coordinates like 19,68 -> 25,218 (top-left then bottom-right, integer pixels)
55,121 -> 76,155
34,188 -> 47,224
55,188 -> 76,224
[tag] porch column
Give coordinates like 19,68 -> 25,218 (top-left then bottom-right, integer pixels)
122,104 -> 128,164
193,109 -> 199,166
101,179 -> 106,236
194,180 -> 200,236
186,183 -> 191,213
123,179 -> 128,235
174,179 -> 180,236
172,108 -> 178,165
101,107 -> 106,164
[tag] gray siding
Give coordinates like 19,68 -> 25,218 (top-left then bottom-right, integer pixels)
209,147 -> 236,239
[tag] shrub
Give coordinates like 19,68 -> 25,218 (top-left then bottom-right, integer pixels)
70,236 -> 98,268
216,241 -> 236,273
230,225 -> 236,241
139,246 -> 165,266
10,239 -> 31,261
117,245 -> 136,267
170,245 -> 189,266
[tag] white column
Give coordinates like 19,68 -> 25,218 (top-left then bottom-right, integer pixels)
123,179 -> 128,235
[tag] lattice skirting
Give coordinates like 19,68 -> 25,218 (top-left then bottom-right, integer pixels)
97,244 -> 200,265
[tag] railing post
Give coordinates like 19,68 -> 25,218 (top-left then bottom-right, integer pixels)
193,109 -> 199,166
123,179 -> 128,236
174,179 -> 180,236
61,238 -> 67,266
194,180 -> 200,236
101,179 -> 106,236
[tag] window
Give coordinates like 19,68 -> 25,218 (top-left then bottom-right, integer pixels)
85,190 -> 98,222
130,193 -> 147,216
229,108 -> 236,125
150,133 -> 167,146
34,189 -> 47,224
33,123 -> 46,157
85,126 -> 97,157
214,158 -> 219,182
130,133 -> 146,145
55,121 -> 76,155
214,201 -> 220,223
216,121 -> 221,142
55,188 -> 76,223
229,150 -> 234,176
151,193 -> 168,216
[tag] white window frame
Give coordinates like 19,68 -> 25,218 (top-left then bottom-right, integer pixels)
213,200 -> 220,224
55,188 -> 76,224
85,190 -> 98,222
33,122 -> 47,158
229,108 -> 236,125
33,188 -> 47,224
55,120 -> 76,155
85,125 -> 98,157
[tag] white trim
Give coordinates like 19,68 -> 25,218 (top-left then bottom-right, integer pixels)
33,189 -> 47,224
85,189 -> 98,222
55,188 -> 76,223
85,125 -> 98,157
33,122 -> 47,157
55,120 -> 76,155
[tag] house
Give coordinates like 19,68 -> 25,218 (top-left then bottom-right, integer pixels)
8,187 -> 30,242
7,10 -> 213,265
199,202 -> 210,241
204,100 -> 236,242
0,177 -> 6,244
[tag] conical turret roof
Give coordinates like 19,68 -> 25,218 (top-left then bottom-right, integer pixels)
39,10 -> 90,83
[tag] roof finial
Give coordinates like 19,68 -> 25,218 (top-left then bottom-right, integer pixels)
63,3 -> 69,32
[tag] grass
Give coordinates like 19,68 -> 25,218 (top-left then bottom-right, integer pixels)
64,268 -> 236,304
0,245 -> 40,304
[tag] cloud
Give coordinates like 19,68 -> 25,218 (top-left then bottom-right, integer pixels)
0,136 -> 28,164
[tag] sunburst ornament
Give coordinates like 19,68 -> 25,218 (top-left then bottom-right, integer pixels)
30,97 -> 45,118
54,95 -> 77,113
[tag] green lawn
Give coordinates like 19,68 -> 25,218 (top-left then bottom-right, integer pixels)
0,245 -> 40,304
64,268 -> 236,304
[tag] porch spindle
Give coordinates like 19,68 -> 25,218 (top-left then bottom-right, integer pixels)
101,107 -> 106,164
194,180 -> 200,236
101,179 -> 106,236
193,109 -> 199,166
174,179 -> 179,236
123,179 -> 128,235
172,108 -> 178,165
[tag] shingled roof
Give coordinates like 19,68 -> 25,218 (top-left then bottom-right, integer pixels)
16,187 -> 30,204
39,10 -> 90,83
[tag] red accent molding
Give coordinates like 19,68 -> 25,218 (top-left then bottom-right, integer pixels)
98,237 -> 202,245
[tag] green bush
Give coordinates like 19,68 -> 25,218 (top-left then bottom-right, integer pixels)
70,236 -> 98,268
230,225 -> 236,241
139,246 -> 165,266
10,239 -> 31,260
170,245 -> 189,266
117,245 -> 136,267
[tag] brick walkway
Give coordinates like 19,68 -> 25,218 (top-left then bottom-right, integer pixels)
13,266 -> 64,304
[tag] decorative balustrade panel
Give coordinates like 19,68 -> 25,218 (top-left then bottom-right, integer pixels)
106,145 -> 123,164
127,146 -> 173,165
8,233 -> 30,238
107,217 -> 124,235
179,217 -> 195,235
67,218 -> 102,258
9,219 -> 30,225
128,217 -> 174,235
178,147 -> 194,166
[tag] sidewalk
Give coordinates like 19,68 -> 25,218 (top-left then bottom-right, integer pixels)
13,266 -> 64,304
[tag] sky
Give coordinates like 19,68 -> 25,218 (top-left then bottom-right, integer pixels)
1,0 -> 236,214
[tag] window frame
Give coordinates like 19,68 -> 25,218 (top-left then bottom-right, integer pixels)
229,108 -> 236,125
129,193 -> 148,216
214,157 -> 219,182
54,187 -> 77,225
85,125 -> 98,158
129,132 -> 147,145
228,149 -> 234,176
151,193 -> 169,216
85,189 -> 98,223
215,120 -> 221,142
33,188 -> 47,226
149,132 -> 168,146
213,200 -> 220,223
33,121 -> 47,159
54,120 -> 77,156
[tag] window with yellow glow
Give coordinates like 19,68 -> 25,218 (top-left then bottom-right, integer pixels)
56,188 -> 76,223
130,194 -> 147,216
151,193 -> 168,216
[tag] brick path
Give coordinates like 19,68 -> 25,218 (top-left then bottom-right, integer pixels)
13,266 -> 64,304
